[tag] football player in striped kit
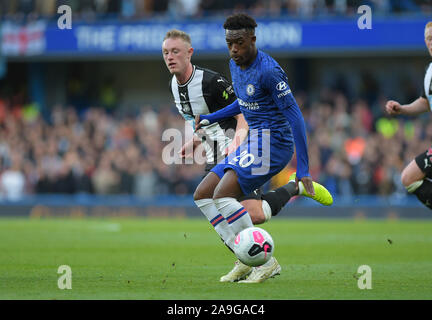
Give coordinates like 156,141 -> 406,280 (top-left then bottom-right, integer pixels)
162,28 -> 332,283
385,21 -> 432,209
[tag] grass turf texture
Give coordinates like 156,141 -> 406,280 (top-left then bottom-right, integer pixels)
0,218 -> 431,300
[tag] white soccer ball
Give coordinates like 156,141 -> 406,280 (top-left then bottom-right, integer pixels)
233,227 -> 274,267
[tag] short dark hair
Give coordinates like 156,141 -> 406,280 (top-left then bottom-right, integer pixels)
223,13 -> 257,32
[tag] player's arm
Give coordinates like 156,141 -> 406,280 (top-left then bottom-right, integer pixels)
264,67 -> 314,194
195,99 -> 241,130
225,113 -> 249,155
179,132 -> 202,159
208,75 -> 248,154
385,97 -> 430,116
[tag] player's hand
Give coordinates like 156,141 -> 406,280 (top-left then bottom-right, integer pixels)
224,143 -> 239,156
195,115 -> 210,131
178,139 -> 195,159
299,176 -> 315,196
385,100 -> 403,115
224,136 -> 242,156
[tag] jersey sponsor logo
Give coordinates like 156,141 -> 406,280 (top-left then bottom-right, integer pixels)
181,102 -> 192,114
238,98 -> 260,110
217,78 -> 225,83
179,90 -> 192,114
276,81 -> 287,91
246,84 -> 255,96
277,89 -> 292,98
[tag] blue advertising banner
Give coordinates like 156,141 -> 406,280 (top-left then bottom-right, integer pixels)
0,195 -> 430,219
1,17 -> 430,57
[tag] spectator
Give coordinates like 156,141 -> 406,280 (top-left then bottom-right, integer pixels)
0,153 -> 26,201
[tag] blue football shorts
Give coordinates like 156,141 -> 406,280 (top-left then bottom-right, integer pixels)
211,128 -> 294,195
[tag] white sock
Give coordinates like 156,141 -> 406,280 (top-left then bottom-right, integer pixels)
213,197 -> 253,247
261,200 -> 272,222
194,198 -> 235,250
298,181 -> 305,195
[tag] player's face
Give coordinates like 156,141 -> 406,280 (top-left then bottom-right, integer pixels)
225,29 -> 256,68
425,26 -> 432,56
162,38 -> 193,75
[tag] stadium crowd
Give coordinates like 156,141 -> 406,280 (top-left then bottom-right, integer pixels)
0,0 -> 431,20
0,83 -> 429,200
1,1 -> 430,200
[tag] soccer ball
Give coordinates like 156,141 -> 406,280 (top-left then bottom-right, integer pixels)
233,227 -> 274,267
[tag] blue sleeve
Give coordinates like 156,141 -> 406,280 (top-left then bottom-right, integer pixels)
263,67 -> 310,179
199,99 -> 241,124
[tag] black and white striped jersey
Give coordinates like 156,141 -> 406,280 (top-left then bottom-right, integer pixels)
422,62 -> 432,109
169,65 -> 237,164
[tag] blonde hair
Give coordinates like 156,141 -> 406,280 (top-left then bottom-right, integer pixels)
164,29 -> 191,46
425,21 -> 432,34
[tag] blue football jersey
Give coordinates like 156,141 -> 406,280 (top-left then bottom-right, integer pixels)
229,50 -> 297,134
201,49 -> 310,179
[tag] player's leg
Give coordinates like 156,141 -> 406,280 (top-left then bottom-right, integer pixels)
218,129 -> 293,283
401,159 -> 426,187
213,169 -> 254,245
213,169 -> 281,283
402,154 -> 432,209
241,173 -> 332,225
193,171 -> 236,250
220,184 -> 293,282
237,185 -> 298,283
260,180 -> 300,217
214,170 -> 282,284
195,167 -> 254,282
239,189 -> 268,224
240,182 -> 298,224
240,199 -> 266,224
286,172 -> 333,206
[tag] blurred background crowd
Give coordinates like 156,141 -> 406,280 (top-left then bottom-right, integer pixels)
0,0 -> 431,201
0,0 -> 431,20
0,80 -> 429,200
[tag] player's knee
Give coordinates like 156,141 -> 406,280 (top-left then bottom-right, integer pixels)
193,190 -> 200,201
212,190 -> 224,201
250,211 -> 265,225
212,186 -> 228,200
193,188 -> 204,201
242,200 -> 265,224
193,185 -> 212,201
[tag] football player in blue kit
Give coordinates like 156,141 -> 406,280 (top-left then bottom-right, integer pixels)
194,13 -> 333,283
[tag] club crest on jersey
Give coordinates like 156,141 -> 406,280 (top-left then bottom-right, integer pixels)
246,84 -> 255,96
181,102 -> 192,115
276,81 -> 287,91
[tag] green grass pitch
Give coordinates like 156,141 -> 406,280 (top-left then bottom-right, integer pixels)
0,217 -> 431,300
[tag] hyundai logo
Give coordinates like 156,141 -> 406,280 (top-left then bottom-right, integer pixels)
276,81 -> 287,91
